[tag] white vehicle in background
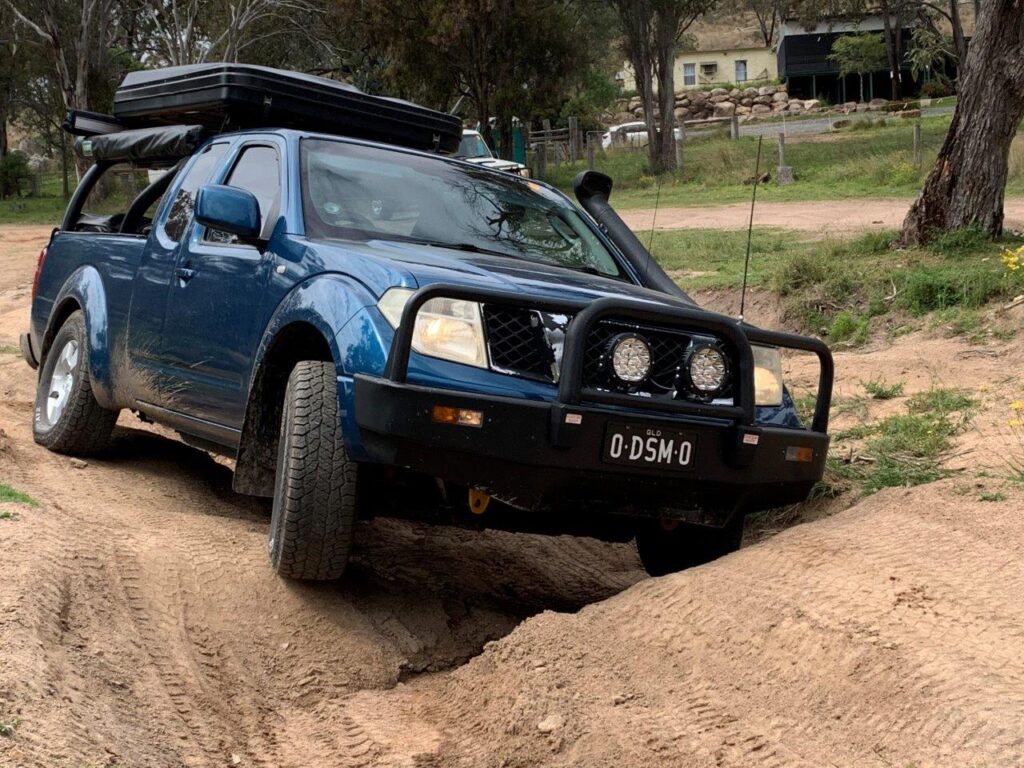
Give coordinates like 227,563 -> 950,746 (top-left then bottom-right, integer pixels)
601,121 -> 684,150
457,130 -> 530,177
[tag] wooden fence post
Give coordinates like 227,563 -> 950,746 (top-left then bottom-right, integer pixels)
913,123 -> 922,166
568,116 -> 579,163
730,115 -> 740,140
586,132 -> 596,170
537,142 -> 547,180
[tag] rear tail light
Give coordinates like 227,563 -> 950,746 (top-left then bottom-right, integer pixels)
31,247 -> 47,301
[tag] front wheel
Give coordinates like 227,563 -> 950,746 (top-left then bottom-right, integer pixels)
33,310 -> 119,455
634,515 -> 744,577
267,360 -> 358,580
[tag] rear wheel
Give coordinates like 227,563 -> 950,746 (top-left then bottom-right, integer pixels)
634,515 -> 744,577
268,360 -> 358,580
33,311 -> 119,455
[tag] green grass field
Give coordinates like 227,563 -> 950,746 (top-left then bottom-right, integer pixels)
546,115 -> 1024,209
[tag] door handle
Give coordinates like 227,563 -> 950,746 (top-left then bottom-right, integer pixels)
175,267 -> 197,283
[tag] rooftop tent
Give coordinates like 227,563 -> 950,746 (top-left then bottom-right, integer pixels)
111,63 -> 462,154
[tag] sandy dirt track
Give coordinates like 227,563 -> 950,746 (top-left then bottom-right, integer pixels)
621,196 -> 1024,234
1,224 -> 1023,767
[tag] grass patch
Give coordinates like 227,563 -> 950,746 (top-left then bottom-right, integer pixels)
648,224 -> 1024,342
833,387 -> 975,495
0,718 -> 18,737
548,115 -> 964,208
0,344 -> 19,355
862,378 -> 905,400
980,491 -> 1007,502
0,484 -> 39,507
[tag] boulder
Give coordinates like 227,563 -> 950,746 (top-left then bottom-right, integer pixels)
803,99 -> 821,111
868,98 -> 887,111
628,96 -> 643,110
832,119 -> 851,129
842,101 -> 858,113
787,101 -> 804,112
673,107 -> 690,119
742,87 -> 759,98
735,104 -> 751,115
772,91 -> 789,103
772,102 -> 788,112
856,103 -> 869,112
751,103 -> 772,115
758,85 -> 777,96
898,108 -> 922,119
676,97 -> 690,107
710,94 -> 731,103
753,95 -> 773,106
729,88 -> 741,97
613,111 -> 633,124
710,87 -> 729,97
632,107 -> 645,118
713,101 -> 736,117
740,97 -> 753,107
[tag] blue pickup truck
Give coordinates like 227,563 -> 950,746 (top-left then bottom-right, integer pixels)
23,67 -> 832,580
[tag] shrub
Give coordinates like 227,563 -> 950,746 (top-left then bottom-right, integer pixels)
921,80 -> 952,99
0,153 -> 31,198
901,264 -> 1006,315
828,311 -> 870,345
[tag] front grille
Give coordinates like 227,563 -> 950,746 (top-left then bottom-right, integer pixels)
482,305 -> 734,406
483,305 -> 554,381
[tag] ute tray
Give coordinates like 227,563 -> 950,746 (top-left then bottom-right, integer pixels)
112,63 -> 461,153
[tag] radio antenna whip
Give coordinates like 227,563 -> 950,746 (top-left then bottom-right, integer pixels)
740,134 -> 763,322
644,172 -> 664,285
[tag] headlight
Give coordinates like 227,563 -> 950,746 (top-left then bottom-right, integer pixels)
377,288 -> 488,369
752,344 -> 784,406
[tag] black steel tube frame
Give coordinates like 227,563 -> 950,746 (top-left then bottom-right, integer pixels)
383,282 -> 833,434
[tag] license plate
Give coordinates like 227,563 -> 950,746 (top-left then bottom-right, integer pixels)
602,423 -> 697,471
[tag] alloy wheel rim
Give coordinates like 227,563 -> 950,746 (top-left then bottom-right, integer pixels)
44,338 -> 79,427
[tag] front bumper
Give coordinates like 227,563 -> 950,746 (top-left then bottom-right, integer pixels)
354,284 -> 833,523
20,332 -> 38,370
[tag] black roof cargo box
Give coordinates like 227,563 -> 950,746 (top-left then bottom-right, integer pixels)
112,63 -> 461,154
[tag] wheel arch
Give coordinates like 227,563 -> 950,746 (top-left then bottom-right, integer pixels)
42,266 -> 114,406
233,320 -> 337,496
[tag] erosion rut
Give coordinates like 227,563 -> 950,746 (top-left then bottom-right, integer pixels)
1,224 -> 1022,767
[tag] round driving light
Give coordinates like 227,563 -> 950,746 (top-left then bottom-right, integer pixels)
610,334 -> 652,383
688,345 -> 728,393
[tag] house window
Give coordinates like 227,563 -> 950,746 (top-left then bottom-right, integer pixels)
700,62 -> 718,81
735,60 -> 748,83
683,63 -> 696,87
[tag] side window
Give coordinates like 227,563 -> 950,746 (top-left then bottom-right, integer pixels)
205,145 -> 281,244
163,143 -> 229,242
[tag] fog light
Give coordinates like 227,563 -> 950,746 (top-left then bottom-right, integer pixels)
610,334 -> 652,383
688,344 -> 728,393
432,405 -> 483,427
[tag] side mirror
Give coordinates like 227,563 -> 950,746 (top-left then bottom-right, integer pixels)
195,184 -> 261,241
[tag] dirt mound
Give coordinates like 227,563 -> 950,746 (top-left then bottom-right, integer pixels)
368,482 -> 1024,767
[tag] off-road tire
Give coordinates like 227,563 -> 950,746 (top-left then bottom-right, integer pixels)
635,515 -> 744,577
33,310 -> 119,455
268,360 -> 357,580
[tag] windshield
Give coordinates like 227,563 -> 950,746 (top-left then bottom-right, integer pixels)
456,133 -> 491,158
301,139 -> 623,277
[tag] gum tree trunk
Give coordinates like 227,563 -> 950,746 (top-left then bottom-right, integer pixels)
901,0 -> 1024,245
